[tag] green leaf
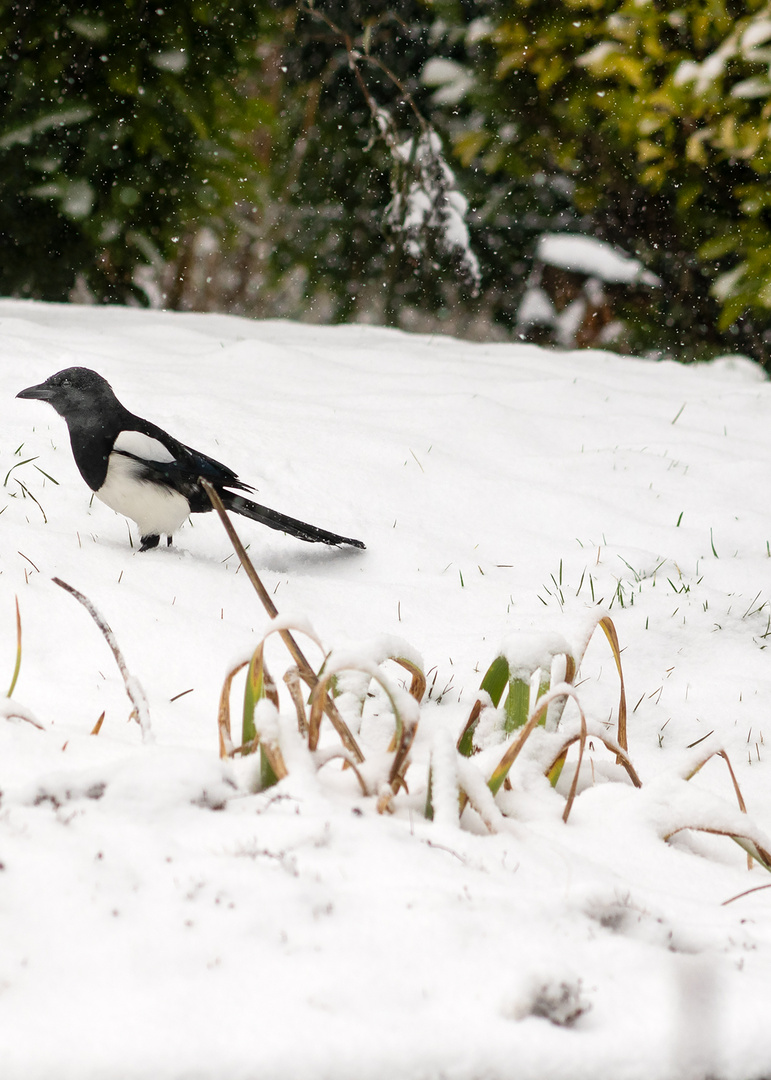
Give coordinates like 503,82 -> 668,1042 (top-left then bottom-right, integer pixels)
480,655 -> 509,709
503,676 -> 530,733
242,647 -> 264,750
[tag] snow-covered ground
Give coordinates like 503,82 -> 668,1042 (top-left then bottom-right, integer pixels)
2,299 -> 771,1080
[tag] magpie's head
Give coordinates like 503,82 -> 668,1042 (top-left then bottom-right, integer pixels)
17,367 -> 119,420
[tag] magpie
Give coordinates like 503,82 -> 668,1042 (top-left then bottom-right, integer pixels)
17,367 -> 365,552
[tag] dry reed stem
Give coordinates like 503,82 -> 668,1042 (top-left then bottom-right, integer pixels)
315,751 -> 369,796
218,660 -> 248,758
598,617 -> 628,752
687,749 -> 747,812
201,480 -> 363,762
388,717 -> 417,793
488,684 -> 584,795
261,737 -> 289,782
283,667 -> 308,735
687,749 -> 751,868
546,732 -> 642,790
391,656 -> 426,703
562,708 -> 588,824
664,826 -> 771,872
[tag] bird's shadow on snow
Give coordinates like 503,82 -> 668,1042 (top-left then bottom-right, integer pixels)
156,536 -> 366,574
259,543 -> 366,574
85,524 -> 366,572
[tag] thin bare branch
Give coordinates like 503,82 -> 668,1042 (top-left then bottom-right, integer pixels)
52,577 -> 152,742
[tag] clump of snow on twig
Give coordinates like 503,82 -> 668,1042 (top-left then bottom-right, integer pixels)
387,128 -> 481,295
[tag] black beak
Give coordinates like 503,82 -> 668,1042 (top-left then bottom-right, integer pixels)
17,382 -> 53,401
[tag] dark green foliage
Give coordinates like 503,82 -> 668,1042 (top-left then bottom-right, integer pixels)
254,2 -> 481,326
6,0 -> 771,364
442,0 -> 771,363
0,1 -> 269,302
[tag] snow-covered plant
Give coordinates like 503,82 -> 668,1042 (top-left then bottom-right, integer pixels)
216,611 -> 425,806
296,5 -> 481,301
449,613 -> 636,823
386,128 -> 481,295
206,481 -> 771,875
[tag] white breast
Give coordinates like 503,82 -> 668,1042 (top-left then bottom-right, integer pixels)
96,437 -> 191,538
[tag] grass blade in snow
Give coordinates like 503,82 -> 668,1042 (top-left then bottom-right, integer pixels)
6,597 -> 21,699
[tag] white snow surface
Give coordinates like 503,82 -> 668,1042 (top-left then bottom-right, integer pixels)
2,300 -> 771,1079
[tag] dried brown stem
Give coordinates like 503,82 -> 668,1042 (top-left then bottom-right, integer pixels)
201,480 -> 363,762
53,577 -> 152,742
283,666 -> 308,735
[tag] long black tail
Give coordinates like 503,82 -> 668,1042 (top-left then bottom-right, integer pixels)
223,493 -> 365,549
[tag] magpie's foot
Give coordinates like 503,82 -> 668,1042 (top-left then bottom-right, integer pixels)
139,533 -> 160,551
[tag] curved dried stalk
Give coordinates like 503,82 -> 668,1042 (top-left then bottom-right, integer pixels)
664,826 -> 771,873
283,666 -> 308,735
218,660 -> 248,758
391,656 -> 426,703
0,702 -> 44,730
686,749 -> 747,811
303,662 -> 367,759
561,612 -> 627,753
259,732 -> 289,784
218,641 -> 289,787
315,751 -> 369,796
202,481 -> 363,762
546,732 -> 643,791
456,684 -> 585,818
456,759 -> 503,833
388,716 -> 417,794
310,663 -> 405,748
310,660 -> 417,799
686,749 -> 751,869
458,646 -> 578,758
562,708 -> 588,824
487,684 -> 584,797
598,616 -> 628,753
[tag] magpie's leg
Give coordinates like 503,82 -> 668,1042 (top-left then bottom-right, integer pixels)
139,533 -> 160,551
166,536 -> 172,547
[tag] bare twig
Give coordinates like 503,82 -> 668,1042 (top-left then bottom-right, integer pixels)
298,5 -> 429,139
722,883 -> 771,906
52,577 -> 153,742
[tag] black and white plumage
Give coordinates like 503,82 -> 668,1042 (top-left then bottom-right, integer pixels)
17,367 -> 365,552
